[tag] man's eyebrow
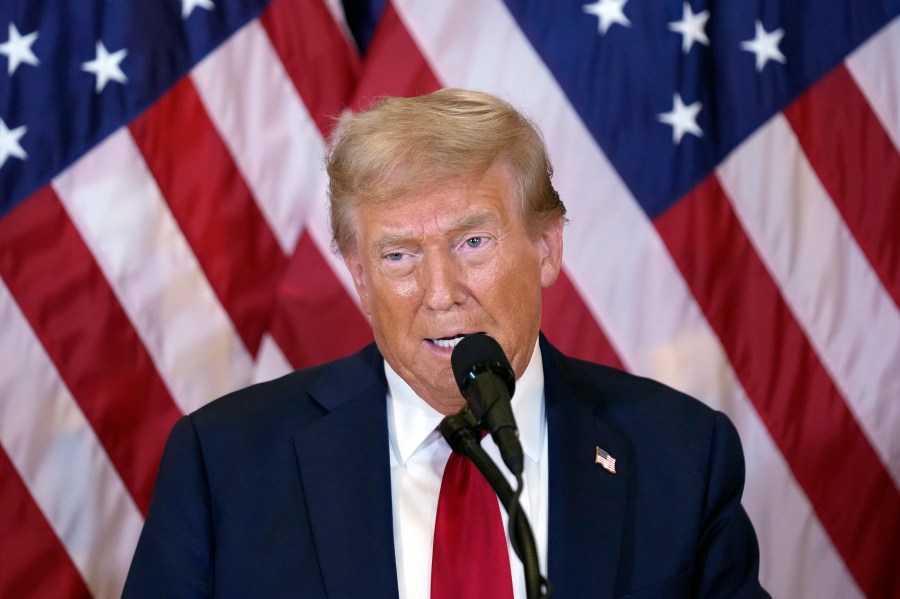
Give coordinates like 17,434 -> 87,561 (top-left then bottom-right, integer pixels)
371,232 -> 415,255
446,210 -> 500,235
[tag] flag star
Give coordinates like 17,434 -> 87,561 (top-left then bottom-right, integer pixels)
81,41 -> 128,93
181,0 -> 215,19
0,23 -> 40,75
0,118 -> 28,168
668,3 -> 709,54
582,0 -> 631,35
657,93 -> 703,144
740,20 -> 786,72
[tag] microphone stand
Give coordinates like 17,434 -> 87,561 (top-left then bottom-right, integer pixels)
440,410 -> 552,599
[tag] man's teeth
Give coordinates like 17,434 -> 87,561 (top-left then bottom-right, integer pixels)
433,335 -> 465,349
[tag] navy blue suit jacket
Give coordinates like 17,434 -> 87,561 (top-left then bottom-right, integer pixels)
123,337 -> 768,598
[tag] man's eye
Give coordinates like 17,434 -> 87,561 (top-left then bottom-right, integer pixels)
465,237 -> 483,248
385,252 -> 405,262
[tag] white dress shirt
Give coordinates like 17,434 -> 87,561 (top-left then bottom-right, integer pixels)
386,340 -> 548,599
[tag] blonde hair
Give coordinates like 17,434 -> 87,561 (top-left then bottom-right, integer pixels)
326,88 -> 566,255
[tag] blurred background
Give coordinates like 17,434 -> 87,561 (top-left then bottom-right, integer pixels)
1,0 -> 898,597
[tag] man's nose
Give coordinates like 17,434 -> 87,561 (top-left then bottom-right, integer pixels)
419,249 -> 464,311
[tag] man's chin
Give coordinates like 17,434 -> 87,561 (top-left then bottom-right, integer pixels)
390,356 -> 464,413
416,381 -> 466,416
430,396 -> 468,416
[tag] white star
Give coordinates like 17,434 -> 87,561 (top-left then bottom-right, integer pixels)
740,20 -> 786,72
81,41 -> 128,93
582,0 -> 631,35
657,93 -> 703,144
668,3 -> 709,54
0,23 -> 40,75
0,118 -> 27,168
181,0 -> 215,19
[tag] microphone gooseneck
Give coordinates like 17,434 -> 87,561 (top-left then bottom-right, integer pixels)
450,333 -> 523,477
438,405 -> 552,599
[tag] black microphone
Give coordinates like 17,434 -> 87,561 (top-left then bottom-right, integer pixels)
451,333 -> 523,477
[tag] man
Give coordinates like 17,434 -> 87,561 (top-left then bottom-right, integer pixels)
123,89 -> 768,598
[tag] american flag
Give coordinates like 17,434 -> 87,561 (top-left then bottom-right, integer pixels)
594,446 -> 617,474
1,0 -> 898,597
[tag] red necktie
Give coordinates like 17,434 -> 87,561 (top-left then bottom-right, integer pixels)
431,446 -> 514,599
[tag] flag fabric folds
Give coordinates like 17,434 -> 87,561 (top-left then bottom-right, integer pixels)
1,0 -> 898,597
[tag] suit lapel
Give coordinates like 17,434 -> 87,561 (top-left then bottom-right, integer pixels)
542,339 -> 630,598
291,345 -> 400,599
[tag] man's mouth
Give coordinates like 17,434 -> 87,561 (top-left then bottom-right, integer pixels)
429,333 -> 481,349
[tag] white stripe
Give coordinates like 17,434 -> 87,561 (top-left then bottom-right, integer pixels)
192,17 -> 364,363
192,19 -> 329,254
306,186 -> 366,310
737,391 -> 863,599
52,129 -> 254,414
252,332 -> 293,383
322,0 -> 358,53
0,279 -> 144,599
846,15 -> 900,153
392,1 -> 860,595
717,114 -> 900,486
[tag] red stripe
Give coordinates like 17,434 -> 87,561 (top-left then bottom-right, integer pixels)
269,230 -> 372,369
0,447 -> 91,598
260,0 -> 361,140
655,175 -> 900,598
129,77 -> 288,357
784,64 -> 900,308
351,1 -> 443,108
0,187 -> 182,514
542,270 -> 625,369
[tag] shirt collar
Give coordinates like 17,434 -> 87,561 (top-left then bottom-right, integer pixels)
386,339 -> 545,465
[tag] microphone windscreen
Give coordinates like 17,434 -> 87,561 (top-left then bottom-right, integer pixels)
450,333 -> 515,397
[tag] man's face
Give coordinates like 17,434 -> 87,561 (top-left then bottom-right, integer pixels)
343,163 -> 563,414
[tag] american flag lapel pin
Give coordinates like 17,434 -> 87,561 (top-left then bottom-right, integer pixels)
595,446 -> 617,474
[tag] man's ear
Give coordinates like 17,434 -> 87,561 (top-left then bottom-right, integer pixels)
538,217 -> 564,288
343,251 -> 372,316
